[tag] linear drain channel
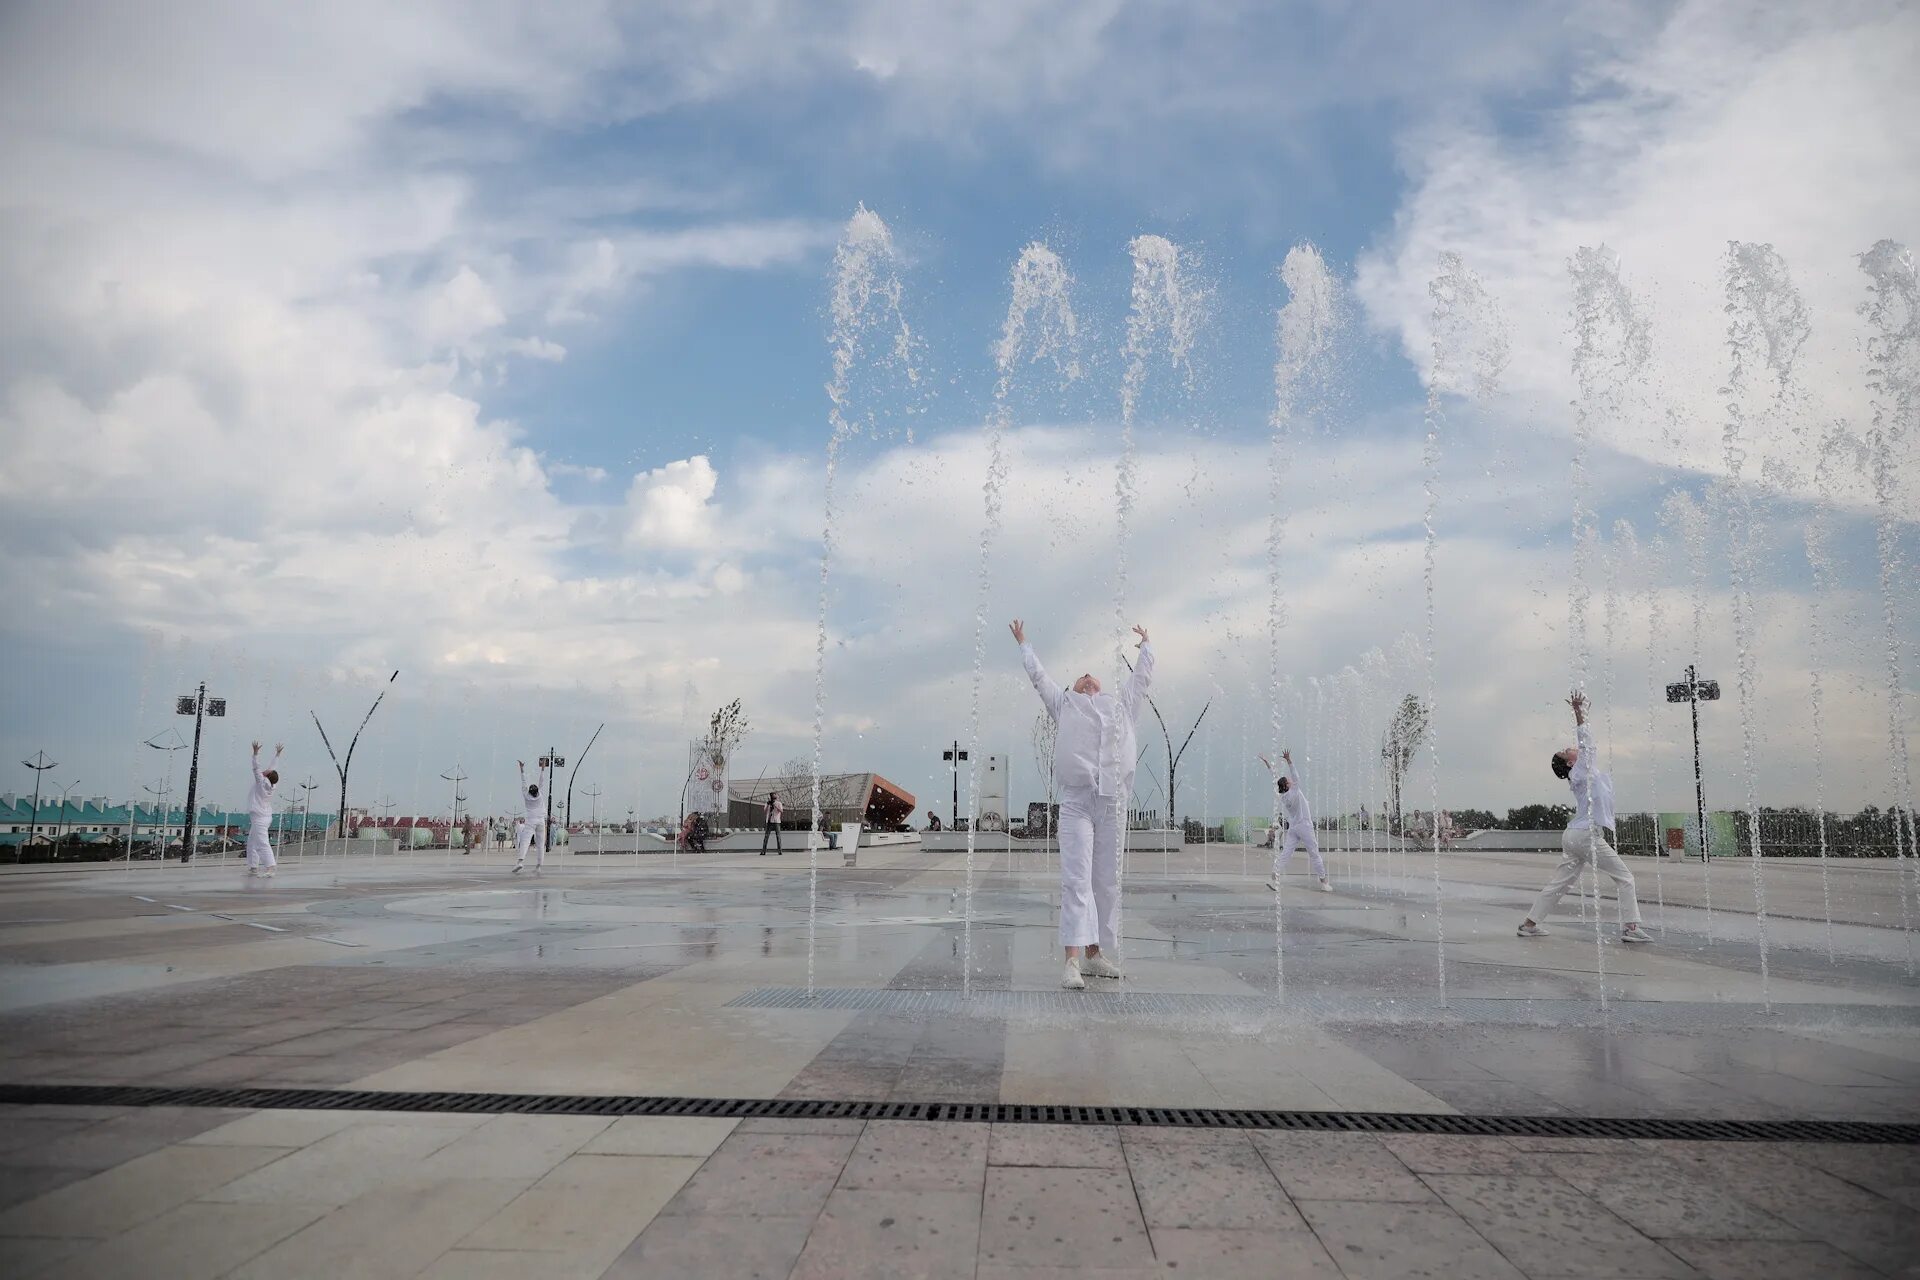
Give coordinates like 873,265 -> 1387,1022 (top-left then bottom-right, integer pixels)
2,1084 -> 1913,1144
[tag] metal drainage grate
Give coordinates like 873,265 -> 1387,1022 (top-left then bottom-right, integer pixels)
1,1083 -> 1913,1144
723,988 -> 1920,1029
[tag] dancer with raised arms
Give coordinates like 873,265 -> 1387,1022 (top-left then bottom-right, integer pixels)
245,741 -> 282,879
1012,617 -> 1154,990
513,759 -> 548,875
1260,749 -> 1331,892
1518,691 -> 1653,943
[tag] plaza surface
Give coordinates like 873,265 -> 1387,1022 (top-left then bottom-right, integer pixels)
0,842 -> 1916,1278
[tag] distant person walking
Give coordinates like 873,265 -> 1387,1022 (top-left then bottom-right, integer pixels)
1260,750 -> 1331,892
761,792 -> 784,856
1013,617 -> 1154,990
513,759 -> 548,874
245,741 -> 282,878
1518,691 -> 1652,943
926,811 -> 943,832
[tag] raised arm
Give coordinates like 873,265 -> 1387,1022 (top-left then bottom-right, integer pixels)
251,741 -> 263,780
1568,691 -> 1594,754
1012,619 -> 1065,719
1120,625 -> 1153,715
1282,748 -> 1300,789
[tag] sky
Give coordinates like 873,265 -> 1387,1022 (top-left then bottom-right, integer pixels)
1,0 -> 1916,827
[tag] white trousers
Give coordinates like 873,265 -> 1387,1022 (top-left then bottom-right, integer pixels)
1275,824 -> 1324,879
1057,784 -> 1122,951
515,820 -> 545,867
1529,826 -> 1641,925
246,817 -> 276,869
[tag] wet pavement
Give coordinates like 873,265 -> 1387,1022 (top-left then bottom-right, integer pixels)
1,844 -> 1916,1276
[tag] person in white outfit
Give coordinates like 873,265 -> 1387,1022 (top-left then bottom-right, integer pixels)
1519,691 -> 1652,943
513,759 -> 548,874
245,742 -> 282,878
1012,617 -> 1154,990
1259,750 -> 1331,892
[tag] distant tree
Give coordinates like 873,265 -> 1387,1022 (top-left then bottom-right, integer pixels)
1451,808 -> 1500,831
1379,694 -> 1429,834
707,699 -> 750,768
1505,803 -> 1572,831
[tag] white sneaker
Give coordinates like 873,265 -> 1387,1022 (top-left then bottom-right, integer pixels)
1318,879 -> 1333,892
1081,954 -> 1122,979
1061,960 -> 1086,990
263,870 -> 274,879
512,864 -> 524,874
246,867 -> 258,878
1621,924 -> 1653,944
1516,921 -> 1549,937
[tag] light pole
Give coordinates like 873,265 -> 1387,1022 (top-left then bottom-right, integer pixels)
942,742 -> 969,832
50,779 -> 80,854
581,784 -> 603,834
440,765 -> 469,844
565,724 -> 604,831
312,670 -> 398,848
19,751 -> 55,860
297,777 -> 317,847
142,780 -> 170,854
539,750 -> 566,855
172,683 -> 226,861
1666,664 -> 1722,862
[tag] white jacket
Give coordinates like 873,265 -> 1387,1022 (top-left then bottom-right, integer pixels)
247,748 -> 281,819
1023,640 -> 1154,799
1566,723 -> 1615,831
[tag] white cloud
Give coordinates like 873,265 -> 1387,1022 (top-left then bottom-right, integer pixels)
627,456 -> 721,551
1354,0 -> 1920,511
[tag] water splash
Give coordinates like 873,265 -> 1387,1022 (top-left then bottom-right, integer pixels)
1568,246 -> 1650,1013
808,205 -> 916,997
1721,240 -> 1811,1010
962,243 -> 1078,992
1627,523 -> 1669,932
1660,487 -> 1714,936
1266,243 -> 1340,998
1117,234 -> 1202,972
1421,251 -> 1507,1007
1859,238 -> 1919,973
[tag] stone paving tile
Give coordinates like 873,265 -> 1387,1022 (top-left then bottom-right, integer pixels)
1420,1174 -> 1695,1278
601,1209 -> 816,1280
226,1176 -> 530,1280
788,1188 -> 981,1280
733,1117 -> 869,1136
579,1116 -> 738,1157
10,1107 -> 246,1171
1379,1134 -> 1562,1176
248,1027 -> 399,1057
1122,1131 -> 1305,1231
1148,1226 -> 1345,1278
0,1142 -> 291,1239
453,1153 -> 702,1263
409,1114 -> 613,1182
1789,1205 -> 1920,1278
30,1200 -> 326,1280
837,1120 -> 988,1192
1662,1237 -> 1884,1280
1296,1199 -> 1528,1280
0,1233 -> 92,1276
1250,1131 -> 1437,1202
1549,1153 -> 1805,1240
201,1122 -> 470,1207
1799,1140 -> 1920,1207
987,1122 -> 1126,1168
979,1164 -> 1152,1271
0,1117 -> 99,1157
0,1163 -> 93,1213
664,1132 -> 858,1219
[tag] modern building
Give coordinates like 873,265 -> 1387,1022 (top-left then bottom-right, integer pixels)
726,773 -> 917,832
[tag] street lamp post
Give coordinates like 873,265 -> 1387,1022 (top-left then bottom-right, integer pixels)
440,765 -> 469,847
942,742 -> 969,833
296,778 -> 317,848
581,784 -> 603,834
142,780 -> 170,855
50,779 -> 80,854
19,751 -> 55,861
565,724 -> 604,832
1666,664 -> 1722,862
173,683 -> 226,861
539,751 -> 566,856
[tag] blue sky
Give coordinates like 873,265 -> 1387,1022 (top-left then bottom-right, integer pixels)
1,1 -> 1915,824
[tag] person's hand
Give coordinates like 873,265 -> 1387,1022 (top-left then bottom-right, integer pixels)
1132,624 -> 1149,647
1257,754 -> 1271,770
274,742 -> 283,755
1281,750 -> 1292,764
1009,619 -> 1026,644
1568,691 -> 1587,712
251,740 -> 261,753
517,759 -> 524,770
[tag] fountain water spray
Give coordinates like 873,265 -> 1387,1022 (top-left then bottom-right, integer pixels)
961,243 -> 1078,992
1623,523 -> 1669,931
807,205 -> 916,997
1116,234 -> 1201,969
1661,488 -> 1714,936
1859,239 -> 1919,973
1266,243 -> 1339,997
1721,241 -> 1810,1009
1421,252 -> 1507,1006
1569,245 -> 1650,1011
